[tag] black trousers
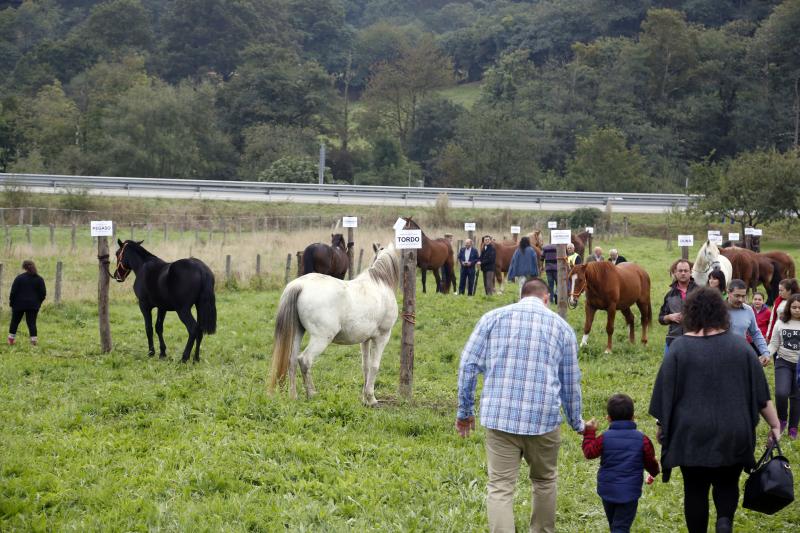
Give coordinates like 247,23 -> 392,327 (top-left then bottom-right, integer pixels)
680,464 -> 743,533
775,357 -> 800,428
602,499 -> 639,533
459,268 -> 476,295
9,309 -> 39,337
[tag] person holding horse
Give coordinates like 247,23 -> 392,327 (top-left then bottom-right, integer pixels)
649,287 -> 781,533
658,259 -> 697,355
507,236 -> 540,300
608,249 -> 627,265
477,235 -> 496,296
542,242 -> 558,304
458,239 -> 479,296
586,247 -> 604,263
7,260 -> 46,346
726,279 -> 770,367
456,278 -> 584,533
767,293 -> 800,440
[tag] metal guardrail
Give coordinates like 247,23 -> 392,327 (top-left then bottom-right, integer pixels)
0,173 -> 692,211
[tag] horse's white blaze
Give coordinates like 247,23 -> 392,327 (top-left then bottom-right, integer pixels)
569,274 -> 579,305
581,333 -> 589,346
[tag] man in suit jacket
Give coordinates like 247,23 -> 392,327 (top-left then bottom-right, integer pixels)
458,239 -> 479,295
608,248 -> 627,265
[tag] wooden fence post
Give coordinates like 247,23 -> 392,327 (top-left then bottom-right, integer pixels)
347,226 -> 354,280
681,245 -> 689,261
0,263 -> 4,315
256,254 -> 261,277
296,251 -> 303,277
130,222 -> 135,240
357,248 -> 364,274
26,225 -> 31,244
284,253 -> 292,285
71,223 -> 76,251
49,224 -> 55,246
225,255 -> 232,283
55,261 -> 62,304
623,216 -> 629,238
163,222 -> 168,242
97,236 -> 112,352
399,247 -> 417,399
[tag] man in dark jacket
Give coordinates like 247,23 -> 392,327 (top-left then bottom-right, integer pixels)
658,259 -> 697,354
477,235 -> 496,295
608,249 -> 627,265
8,259 -> 46,346
458,239 -> 480,296
542,243 -> 558,304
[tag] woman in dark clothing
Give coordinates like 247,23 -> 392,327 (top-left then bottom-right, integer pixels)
707,269 -> 727,296
8,260 -> 46,346
649,287 -> 780,533
478,235 -> 496,296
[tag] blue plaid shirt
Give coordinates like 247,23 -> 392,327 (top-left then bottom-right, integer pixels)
457,297 -> 584,435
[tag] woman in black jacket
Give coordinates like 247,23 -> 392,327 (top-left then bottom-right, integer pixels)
8,260 -> 46,346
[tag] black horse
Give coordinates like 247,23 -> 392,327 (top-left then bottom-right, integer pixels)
301,233 -> 352,279
113,240 -> 217,362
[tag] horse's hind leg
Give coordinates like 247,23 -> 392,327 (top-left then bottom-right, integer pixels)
176,308 -> 198,363
155,308 -> 167,358
363,332 -> 391,407
140,303 -> 155,356
432,268 -> 443,294
421,268 -> 427,293
298,335 -> 331,398
193,331 -> 203,362
637,301 -> 650,345
604,306 -> 617,353
621,308 -> 635,344
360,339 -> 373,404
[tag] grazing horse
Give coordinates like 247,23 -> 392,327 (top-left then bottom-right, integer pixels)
301,233 -> 351,279
568,262 -> 651,353
112,240 -> 217,362
269,244 -> 401,406
402,217 -> 454,293
692,240 -> 733,289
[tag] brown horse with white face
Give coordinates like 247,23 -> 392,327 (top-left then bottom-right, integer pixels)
568,262 -> 652,353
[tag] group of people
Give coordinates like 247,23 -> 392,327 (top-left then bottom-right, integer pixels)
457,262 -> 797,532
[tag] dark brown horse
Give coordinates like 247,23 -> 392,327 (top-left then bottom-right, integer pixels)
568,262 -> 651,353
571,231 -> 591,260
301,234 -> 351,279
719,246 -> 781,303
402,217 -> 455,293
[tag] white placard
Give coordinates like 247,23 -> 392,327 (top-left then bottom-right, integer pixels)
678,235 -> 694,247
395,229 -> 422,249
753,229 -> 763,236
464,222 -> 476,231
586,226 -> 594,234
709,235 -> 723,245
342,216 -> 357,228
728,232 -> 740,241
510,226 -> 521,234
551,229 -> 571,245
393,217 -> 407,232
707,230 -> 721,237
547,221 -> 557,229
90,220 -> 113,237
744,227 -> 755,235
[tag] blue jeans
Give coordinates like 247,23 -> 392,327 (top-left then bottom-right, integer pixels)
602,499 -> 639,533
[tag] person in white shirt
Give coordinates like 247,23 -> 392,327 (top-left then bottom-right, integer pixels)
768,293 -> 800,440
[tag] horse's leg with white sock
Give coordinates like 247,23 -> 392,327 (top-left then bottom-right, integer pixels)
360,340 -> 371,403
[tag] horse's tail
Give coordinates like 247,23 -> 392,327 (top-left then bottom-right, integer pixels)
768,260 -> 782,304
269,284 -> 303,392
302,246 -> 316,276
198,266 -> 217,335
442,258 -> 453,293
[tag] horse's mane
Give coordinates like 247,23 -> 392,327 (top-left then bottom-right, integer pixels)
121,240 -> 157,260
364,245 -> 400,288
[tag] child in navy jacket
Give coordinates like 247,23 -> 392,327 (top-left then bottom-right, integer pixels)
583,393 -> 660,533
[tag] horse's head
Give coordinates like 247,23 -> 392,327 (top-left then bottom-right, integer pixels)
568,264 -> 588,309
113,238 -> 142,282
530,230 -> 544,248
401,217 -> 420,231
331,233 -> 347,251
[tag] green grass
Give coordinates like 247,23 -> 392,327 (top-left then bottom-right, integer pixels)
1,235 -> 798,531
437,82 -> 483,109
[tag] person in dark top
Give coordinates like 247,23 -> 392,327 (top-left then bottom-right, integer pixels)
608,249 -> 627,265
583,393 -> 660,533
649,287 -> 781,533
8,260 -> 47,346
658,259 -> 697,355
457,238 -> 479,296
542,243 -> 558,304
477,235 -> 496,296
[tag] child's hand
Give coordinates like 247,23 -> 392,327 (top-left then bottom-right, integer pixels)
584,418 -> 598,431
646,474 -> 655,485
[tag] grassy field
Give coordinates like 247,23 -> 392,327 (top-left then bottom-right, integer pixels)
1,231 -> 799,531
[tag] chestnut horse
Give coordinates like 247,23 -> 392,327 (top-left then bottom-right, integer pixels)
402,217 -> 455,293
485,239 -> 517,293
762,251 -> 795,279
719,246 -> 780,304
302,234 -> 351,279
568,262 -> 651,353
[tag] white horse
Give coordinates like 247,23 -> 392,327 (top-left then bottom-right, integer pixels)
269,243 -> 400,406
692,240 -> 733,288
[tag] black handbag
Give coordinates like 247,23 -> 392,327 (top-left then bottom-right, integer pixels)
743,440 -> 794,514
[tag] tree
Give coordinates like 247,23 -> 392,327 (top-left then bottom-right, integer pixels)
363,34 -> 453,151
17,80 -> 79,169
567,127 -> 651,192
407,98 -> 463,165
690,149 -> 800,233
239,123 -> 319,178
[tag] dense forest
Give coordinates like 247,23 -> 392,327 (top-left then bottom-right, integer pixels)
0,0 -> 798,194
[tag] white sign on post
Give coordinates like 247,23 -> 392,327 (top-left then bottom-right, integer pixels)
744,227 -> 755,235
393,218 -> 407,232
728,232 -> 740,242
753,229 -> 763,236
464,222 -> 476,231
395,229 -> 422,249
586,226 -> 594,234
342,216 -> 358,228
678,235 -> 694,247
547,221 -> 558,229
709,234 -> 723,245
91,221 -> 114,237
510,226 -> 521,235
707,230 -> 721,238
551,229 -> 571,245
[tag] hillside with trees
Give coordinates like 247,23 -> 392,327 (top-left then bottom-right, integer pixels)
0,0 -> 798,197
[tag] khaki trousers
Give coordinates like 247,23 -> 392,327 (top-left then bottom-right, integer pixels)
485,426 -> 561,533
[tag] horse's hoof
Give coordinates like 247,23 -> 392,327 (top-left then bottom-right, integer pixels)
604,349 -> 612,354
148,351 -> 155,357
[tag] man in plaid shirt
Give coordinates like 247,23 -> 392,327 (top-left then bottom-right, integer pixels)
456,278 -> 584,533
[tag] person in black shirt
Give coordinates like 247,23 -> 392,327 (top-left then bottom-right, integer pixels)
477,235 -> 497,295
8,260 -> 46,346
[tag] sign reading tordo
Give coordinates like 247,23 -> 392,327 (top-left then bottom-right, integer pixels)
395,229 -> 422,249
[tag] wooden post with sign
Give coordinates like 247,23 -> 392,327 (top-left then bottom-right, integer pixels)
396,219 -> 421,400
97,235 -> 112,353
344,216 -> 357,281
511,225 -> 520,243
552,226 -> 571,319
678,235 -> 693,261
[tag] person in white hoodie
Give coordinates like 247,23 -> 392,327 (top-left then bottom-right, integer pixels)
768,293 -> 800,440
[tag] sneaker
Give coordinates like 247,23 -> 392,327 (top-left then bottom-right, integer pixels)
790,427 -> 798,440
7,335 -> 14,345
780,420 -> 788,434
30,337 -> 38,346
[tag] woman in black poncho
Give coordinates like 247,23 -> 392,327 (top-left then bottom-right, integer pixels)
649,287 -> 781,533
7,259 -> 46,346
